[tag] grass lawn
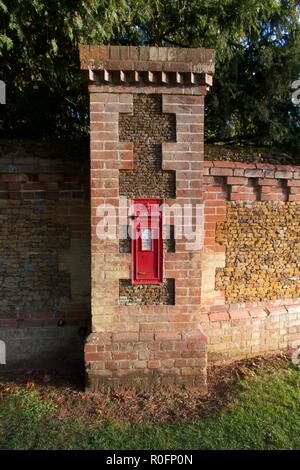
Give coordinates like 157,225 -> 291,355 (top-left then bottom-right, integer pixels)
0,355 -> 299,450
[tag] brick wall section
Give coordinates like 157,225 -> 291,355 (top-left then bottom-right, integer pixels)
1,149 -> 299,370
0,157 -> 90,369
203,160 -> 300,362
203,303 -> 300,362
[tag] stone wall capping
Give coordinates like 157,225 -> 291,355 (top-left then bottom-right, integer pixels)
80,45 -> 215,89
80,45 -> 215,72
205,160 -> 300,179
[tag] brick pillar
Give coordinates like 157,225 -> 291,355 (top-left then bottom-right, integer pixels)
80,45 -> 215,392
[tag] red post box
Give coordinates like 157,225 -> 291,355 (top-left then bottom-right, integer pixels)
131,199 -> 163,284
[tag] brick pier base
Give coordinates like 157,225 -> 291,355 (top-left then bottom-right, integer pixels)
85,331 -> 207,392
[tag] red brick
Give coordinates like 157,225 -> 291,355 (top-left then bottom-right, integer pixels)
265,306 -> 287,316
182,350 -> 204,358
247,307 -> 267,318
231,186 -> 254,194
275,170 -> 293,179
181,367 -> 197,376
258,178 -> 278,186
230,193 -> 257,201
236,163 -> 256,169
139,332 -> 154,341
112,352 -> 137,360
39,174 -> 64,183
147,360 -> 160,369
213,161 -> 235,168
209,310 -> 230,321
175,359 -> 187,367
1,174 -> 28,183
287,179 -> 300,187
244,169 -> 264,178
105,361 -> 118,370
227,177 -> 248,185
155,331 -> 182,341
290,187 -> 300,194
23,183 -> 46,190
261,193 -> 285,201
229,310 -> 250,320
85,353 -> 102,362
155,351 -> 178,359
112,332 -> 139,342
210,168 -> 233,177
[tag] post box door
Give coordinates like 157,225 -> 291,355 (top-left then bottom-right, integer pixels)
132,199 -> 163,284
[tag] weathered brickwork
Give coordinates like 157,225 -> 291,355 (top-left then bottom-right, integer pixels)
85,330 -> 207,392
0,201 -> 70,313
0,157 -> 90,369
216,202 -> 300,304
1,326 -> 85,370
202,303 -> 300,362
119,94 -> 176,198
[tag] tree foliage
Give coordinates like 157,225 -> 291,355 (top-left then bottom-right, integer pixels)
0,0 -> 299,151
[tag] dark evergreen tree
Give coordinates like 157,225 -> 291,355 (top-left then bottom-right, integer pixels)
0,0 -> 299,152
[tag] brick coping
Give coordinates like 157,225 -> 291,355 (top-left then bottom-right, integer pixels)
202,299 -> 300,322
204,159 -> 300,174
80,45 -> 215,73
0,156 -> 298,173
204,160 -> 300,202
